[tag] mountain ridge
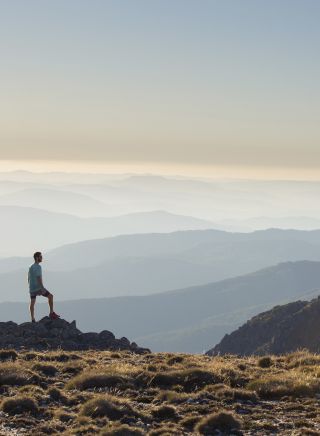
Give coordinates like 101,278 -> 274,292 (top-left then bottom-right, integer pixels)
1,260 -> 320,352
207,296 -> 320,356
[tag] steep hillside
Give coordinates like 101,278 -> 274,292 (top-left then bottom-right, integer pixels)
208,296 -> 320,356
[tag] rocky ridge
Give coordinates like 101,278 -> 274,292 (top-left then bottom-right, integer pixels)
0,317 -> 149,353
207,296 -> 320,356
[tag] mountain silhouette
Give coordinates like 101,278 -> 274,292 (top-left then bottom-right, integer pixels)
208,296 -> 320,356
1,260 -> 320,352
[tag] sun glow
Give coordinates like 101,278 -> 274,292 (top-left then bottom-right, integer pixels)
0,159 -> 319,181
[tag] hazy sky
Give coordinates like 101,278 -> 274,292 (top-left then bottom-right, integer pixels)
0,0 -> 319,174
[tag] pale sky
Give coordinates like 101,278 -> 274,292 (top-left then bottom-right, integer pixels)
0,0 -> 319,174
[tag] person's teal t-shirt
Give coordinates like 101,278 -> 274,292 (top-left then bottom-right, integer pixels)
28,263 -> 42,293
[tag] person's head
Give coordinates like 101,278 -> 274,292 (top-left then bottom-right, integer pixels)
33,252 -> 43,263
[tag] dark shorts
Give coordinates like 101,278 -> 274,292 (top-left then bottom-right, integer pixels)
30,289 -> 51,300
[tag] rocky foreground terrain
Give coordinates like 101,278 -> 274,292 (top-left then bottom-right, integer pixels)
208,296 -> 320,357
0,348 -> 320,435
0,317 -> 149,354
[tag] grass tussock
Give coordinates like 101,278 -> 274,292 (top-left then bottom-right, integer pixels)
0,349 -> 18,361
40,352 -> 81,362
48,387 -> 68,403
258,356 -> 273,368
247,371 -> 320,398
0,363 -> 39,386
154,390 -> 189,404
151,405 -> 178,420
100,424 -> 144,436
203,384 -> 258,401
285,350 -> 320,368
32,363 -> 58,377
167,355 -> 184,365
67,372 -> 128,390
195,411 -> 242,434
147,368 -> 221,391
1,396 -> 38,415
80,394 -> 137,419
0,349 -> 319,434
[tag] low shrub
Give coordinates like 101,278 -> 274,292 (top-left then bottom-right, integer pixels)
180,414 -> 200,430
258,356 -> 273,368
148,426 -> 179,436
110,353 -> 121,359
286,351 -> 320,369
148,368 -> 221,391
40,352 -> 81,362
33,363 -> 58,377
167,355 -> 184,365
48,387 -> 68,403
151,405 -> 178,420
80,395 -> 136,420
100,424 -> 144,436
1,396 -> 38,415
196,411 -> 242,434
0,349 -> 18,361
247,372 -> 320,399
155,390 -> 188,404
18,385 -> 46,401
61,363 -> 83,375
23,352 -> 38,361
210,385 -> 258,402
67,372 -> 127,390
55,410 -> 75,422
0,363 -> 38,386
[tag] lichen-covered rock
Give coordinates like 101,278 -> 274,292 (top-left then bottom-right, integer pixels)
0,317 -> 150,354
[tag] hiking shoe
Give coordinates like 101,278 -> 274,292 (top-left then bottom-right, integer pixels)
32,319 -> 36,323
49,312 -> 60,320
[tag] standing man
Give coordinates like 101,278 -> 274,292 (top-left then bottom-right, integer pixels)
28,252 -> 60,322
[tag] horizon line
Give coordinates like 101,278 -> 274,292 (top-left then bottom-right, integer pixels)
0,159 -> 319,182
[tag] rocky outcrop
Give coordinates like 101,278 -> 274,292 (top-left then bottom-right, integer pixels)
207,296 -> 320,356
0,317 -> 150,354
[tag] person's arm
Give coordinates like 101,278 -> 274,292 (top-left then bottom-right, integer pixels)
36,265 -> 45,290
37,275 -> 45,290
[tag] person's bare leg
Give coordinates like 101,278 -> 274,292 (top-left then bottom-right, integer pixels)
48,293 -> 54,314
30,299 -> 36,321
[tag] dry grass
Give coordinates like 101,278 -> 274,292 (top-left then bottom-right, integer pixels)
196,411 -> 242,434
0,362 -> 39,386
0,349 -> 319,435
0,349 -> 18,361
100,423 -> 144,435
80,394 -> 138,419
1,396 -> 38,415
247,371 -> 320,398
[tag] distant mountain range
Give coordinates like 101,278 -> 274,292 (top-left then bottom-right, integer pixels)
2,173 -> 320,229
2,228 -> 320,300
1,260 -> 320,353
0,188 -> 109,217
208,296 -> 320,356
0,207 -> 214,256
3,228 -> 320,300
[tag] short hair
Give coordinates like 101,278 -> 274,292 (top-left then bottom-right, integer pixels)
33,252 -> 42,261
